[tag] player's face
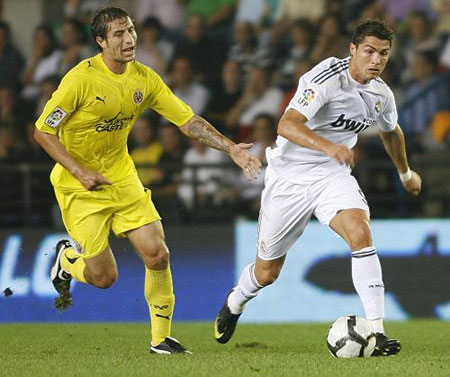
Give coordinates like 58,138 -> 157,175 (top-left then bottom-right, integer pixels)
349,36 -> 390,84
98,17 -> 137,63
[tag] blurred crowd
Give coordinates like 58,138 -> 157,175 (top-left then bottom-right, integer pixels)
1,0 -> 449,223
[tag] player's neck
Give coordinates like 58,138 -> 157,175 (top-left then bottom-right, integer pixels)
348,61 -> 369,85
101,53 -> 128,75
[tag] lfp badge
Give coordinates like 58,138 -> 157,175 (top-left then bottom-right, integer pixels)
302,88 -> 315,101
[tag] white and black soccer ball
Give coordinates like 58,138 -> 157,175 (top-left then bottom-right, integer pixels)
326,315 -> 376,358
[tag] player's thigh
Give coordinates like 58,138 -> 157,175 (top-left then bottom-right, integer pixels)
257,168 -> 313,260
111,183 -> 161,239
330,208 -> 373,250
54,187 -> 113,258
313,173 -> 372,249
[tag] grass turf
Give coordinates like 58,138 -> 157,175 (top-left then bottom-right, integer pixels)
0,320 -> 448,377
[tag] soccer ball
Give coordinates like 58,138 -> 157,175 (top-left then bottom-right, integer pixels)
326,315 -> 376,358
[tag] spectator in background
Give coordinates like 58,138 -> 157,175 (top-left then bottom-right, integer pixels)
59,17 -> 93,75
185,0 -> 236,30
35,75 -> 61,118
64,0 -> 109,23
170,55 -> 210,116
135,17 -> 174,79
431,0 -> 450,37
234,0 -> 269,29
400,11 -> 441,83
177,139 -> 227,211
226,65 -> 283,140
152,125 -> 187,223
0,125 -> 24,162
310,13 -> 349,63
275,0 -> 326,27
0,85 -> 29,127
174,14 -> 226,86
205,60 -> 243,135
0,21 -> 25,89
231,113 -> 277,218
377,0 -> 431,23
279,19 -> 314,84
130,114 -> 163,187
402,51 -> 449,151
135,0 -> 186,35
279,59 -> 314,112
228,21 -> 271,75
22,24 -> 61,101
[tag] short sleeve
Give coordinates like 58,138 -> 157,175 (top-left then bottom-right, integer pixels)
286,78 -> 327,121
35,73 -> 84,134
377,88 -> 398,132
145,71 -> 195,126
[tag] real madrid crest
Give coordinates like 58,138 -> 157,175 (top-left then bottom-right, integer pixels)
133,89 -> 143,104
374,100 -> 381,115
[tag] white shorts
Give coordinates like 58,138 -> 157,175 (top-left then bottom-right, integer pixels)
257,166 -> 370,260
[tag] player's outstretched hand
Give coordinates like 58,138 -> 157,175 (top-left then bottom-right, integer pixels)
402,170 -> 422,196
326,144 -> 355,168
229,143 -> 262,180
73,166 -> 113,191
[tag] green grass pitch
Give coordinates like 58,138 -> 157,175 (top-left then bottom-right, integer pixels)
0,320 -> 448,377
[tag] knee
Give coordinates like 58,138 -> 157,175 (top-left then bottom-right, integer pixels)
347,222 -> 372,250
142,241 -> 169,270
88,269 -> 118,289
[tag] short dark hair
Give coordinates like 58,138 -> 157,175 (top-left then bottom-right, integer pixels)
91,7 -> 133,51
352,19 -> 394,47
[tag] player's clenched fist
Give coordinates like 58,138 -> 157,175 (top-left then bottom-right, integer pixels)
325,144 -> 355,168
401,170 -> 422,196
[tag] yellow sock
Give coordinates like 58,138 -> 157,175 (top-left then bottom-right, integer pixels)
144,267 -> 175,346
60,247 -> 87,283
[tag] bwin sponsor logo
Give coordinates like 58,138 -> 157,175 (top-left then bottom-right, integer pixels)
330,114 -> 374,134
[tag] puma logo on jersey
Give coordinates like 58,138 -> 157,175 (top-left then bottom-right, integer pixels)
96,95 -> 106,104
330,114 -> 374,134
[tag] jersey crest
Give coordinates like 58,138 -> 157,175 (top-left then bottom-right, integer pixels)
133,89 -> 144,104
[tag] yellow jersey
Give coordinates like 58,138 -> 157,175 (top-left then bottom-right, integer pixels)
36,54 -> 194,189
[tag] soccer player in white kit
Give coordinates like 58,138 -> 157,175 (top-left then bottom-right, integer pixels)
214,19 -> 422,356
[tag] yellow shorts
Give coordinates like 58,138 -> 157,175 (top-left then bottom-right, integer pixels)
54,177 -> 161,258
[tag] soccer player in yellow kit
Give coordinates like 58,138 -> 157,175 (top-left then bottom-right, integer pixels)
34,7 -> 261,355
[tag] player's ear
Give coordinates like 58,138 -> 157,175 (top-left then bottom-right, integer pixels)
349,43 -> 357,56
96,36 -> 107,50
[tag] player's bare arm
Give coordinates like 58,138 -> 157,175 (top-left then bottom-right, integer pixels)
33,129 -> 112,191
379,124 -> 422,196
278,109 -> 355,168
180,115 -> 262,180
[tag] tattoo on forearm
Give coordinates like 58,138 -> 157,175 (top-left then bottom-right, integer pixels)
188,119 -> 231,154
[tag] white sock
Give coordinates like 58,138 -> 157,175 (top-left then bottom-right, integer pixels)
228,263 -> 264,315
351,246 -> 385,332
369,318 -> 385,334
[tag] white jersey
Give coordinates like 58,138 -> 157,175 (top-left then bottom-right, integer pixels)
269,56 -> 398,184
